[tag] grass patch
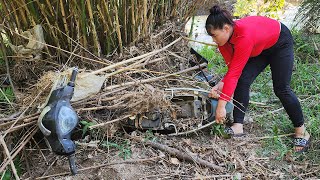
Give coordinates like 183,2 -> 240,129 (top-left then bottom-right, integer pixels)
250,30 -> 320,164
197,45 -> 227,76
102,139 -> 132,160
0,87 -> 15,103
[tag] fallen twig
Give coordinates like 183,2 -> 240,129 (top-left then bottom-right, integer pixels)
168,120 -> 216,136
0,135 -> 20,180
89,115 -> 132,129
182,36 -> 217,47
130,135 -> 224,171
105,63 -> 207,90
0,126 -> 37,173
252,133 -> 295,140
84,37 -> 182,77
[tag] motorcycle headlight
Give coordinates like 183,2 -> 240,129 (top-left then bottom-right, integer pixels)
58,106 -> 78,135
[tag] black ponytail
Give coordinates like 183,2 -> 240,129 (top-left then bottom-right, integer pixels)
206,5 -> 234,34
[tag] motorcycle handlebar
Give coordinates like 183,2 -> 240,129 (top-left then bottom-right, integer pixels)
70,67 -> 78,83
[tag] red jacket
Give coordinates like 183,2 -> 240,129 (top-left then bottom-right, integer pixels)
218,16 -> 280,101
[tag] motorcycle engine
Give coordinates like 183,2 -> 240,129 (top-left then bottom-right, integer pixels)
122,88 -> 233,133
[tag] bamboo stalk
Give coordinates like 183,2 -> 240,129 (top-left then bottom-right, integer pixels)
14,0 -> 29,28
80,0 -> 88,50
142,0 -> 148,36
26,0 -> 39,24
171,0 -> 179,18
60,0 -> 71,47
1,0 -> 200,63
102,0 -> 116,52
97,4 -> 111,53
160,0 -> 165,24
45,0 -> 55,17
130,0 -> 136,42
147,0 -> 156,32
19,0 -> 36,26
1,0 -> 20,30
121,0 -> 128,44
44,0 -> 63,50
35,0 -> 59,56
136,0 -> 141,36
113,3 -> 123,54
86,0 -> 101,56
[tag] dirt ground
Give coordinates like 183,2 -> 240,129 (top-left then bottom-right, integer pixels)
22,111 -> 319,180
24,127 -> 268,180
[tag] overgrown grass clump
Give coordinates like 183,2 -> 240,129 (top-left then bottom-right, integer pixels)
197,45 -> 227,76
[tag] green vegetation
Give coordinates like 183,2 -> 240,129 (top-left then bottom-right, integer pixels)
79,120 -> 96,137
233,0 -> 285,19
197,45 -> 227,76
0,157 -> 22,180
102,139 -> 132,160
292,29 -> 319,63
210,123 -> 230,138
144,130 -> 157,142
0,87 -> 15,103
249,30 -> 320,162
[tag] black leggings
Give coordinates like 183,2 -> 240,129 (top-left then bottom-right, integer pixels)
233,23 -> 304,127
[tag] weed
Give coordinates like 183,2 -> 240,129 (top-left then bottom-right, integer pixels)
79,120 -> 96,137
0,170 -> 11,180
210,123 -> 230,138
292,29 -> 319,63
0,157 -> 22,180
102,140 -> 132,160
144,130 -> 157,142
0,87 -> 15,103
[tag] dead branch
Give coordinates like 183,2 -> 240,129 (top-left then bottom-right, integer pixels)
105,63 -> 207,90
89,115 -> 132,129
0,135 -> 20,180
182,36 -> 217,47
83,37 -> 182,77
130,135 -> 224,171
0,126 -> 38,173
168,120 -> 216,136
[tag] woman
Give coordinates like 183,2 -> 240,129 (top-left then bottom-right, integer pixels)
206,5 -> 310,152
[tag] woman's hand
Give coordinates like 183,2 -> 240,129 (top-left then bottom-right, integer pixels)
215,99 -> 227,124
215,105 -> 227,124
209,81 -> 224,99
